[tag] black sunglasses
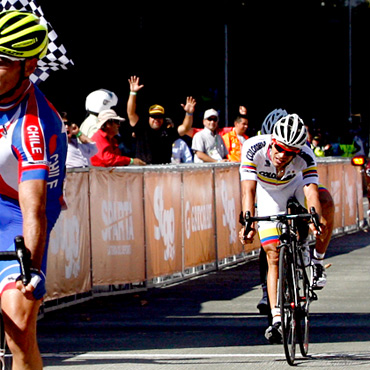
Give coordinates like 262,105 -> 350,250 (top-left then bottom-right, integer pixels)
207,116 -> 218,122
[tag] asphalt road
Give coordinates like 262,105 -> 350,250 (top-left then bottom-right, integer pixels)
32,230 -> 370,369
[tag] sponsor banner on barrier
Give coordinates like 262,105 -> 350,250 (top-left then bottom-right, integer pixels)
343,165 -> 361,227
183,169 -> 215,268
144,172 -> 182,279
46,172 -> 91,300
214,166 -> 243,259
317,163 -> 328,190
89,169 -> 145,285
355,166 -> 364,220
327,163 -> 344,229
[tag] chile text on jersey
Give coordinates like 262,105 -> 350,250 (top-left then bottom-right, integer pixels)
0,81 -> 67,216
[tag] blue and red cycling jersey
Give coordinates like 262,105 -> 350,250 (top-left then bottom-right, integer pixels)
0,81 -> 67,294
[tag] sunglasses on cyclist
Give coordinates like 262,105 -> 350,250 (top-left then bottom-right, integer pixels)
272,139 -> 300,156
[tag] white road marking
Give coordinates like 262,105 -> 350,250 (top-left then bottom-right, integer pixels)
41,353 -> 286,359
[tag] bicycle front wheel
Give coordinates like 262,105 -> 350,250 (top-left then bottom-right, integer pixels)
279,245 -> 297,366
297,262 -> 312,357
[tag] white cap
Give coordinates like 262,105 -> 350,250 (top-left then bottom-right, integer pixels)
204,108 -> 219,120
97,109 -> 125,128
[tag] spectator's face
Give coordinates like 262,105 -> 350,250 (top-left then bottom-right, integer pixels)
105,120 -> 121,137
149,115 -> 164,130
203,116 -> 218,132
235,118 -> 248,135
65,123 -> 73,140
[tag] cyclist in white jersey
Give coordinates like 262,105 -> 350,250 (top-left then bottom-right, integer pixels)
239,114 -> 325,344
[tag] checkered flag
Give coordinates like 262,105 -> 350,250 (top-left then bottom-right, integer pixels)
0,0 -> 74,85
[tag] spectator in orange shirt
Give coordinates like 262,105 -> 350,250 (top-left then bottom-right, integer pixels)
222,106 -> 249,162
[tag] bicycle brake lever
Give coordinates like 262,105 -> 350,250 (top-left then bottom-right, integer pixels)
309,207 -> 321,235
239,211 -> 245,226
244,211 -> 253,237
14,235 -> 31,286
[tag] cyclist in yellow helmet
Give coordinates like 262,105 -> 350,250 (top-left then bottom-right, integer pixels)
0,10 -> 67,369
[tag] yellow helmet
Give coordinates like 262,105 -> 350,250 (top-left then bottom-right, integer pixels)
0,10 -> 48,59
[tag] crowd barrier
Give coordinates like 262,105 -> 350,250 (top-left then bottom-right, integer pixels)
44,158 -> 364,309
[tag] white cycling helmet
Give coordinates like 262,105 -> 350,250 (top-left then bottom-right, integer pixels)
85,89 -> 118,114
272,114 -> 307,149
261,108 -> 288,135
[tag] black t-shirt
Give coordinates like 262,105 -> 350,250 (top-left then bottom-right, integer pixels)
133,119 -> 180,164
118,123 -> 136,157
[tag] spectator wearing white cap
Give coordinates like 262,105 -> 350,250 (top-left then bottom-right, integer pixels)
192,109 -> 229,163
91,109 -> 146,167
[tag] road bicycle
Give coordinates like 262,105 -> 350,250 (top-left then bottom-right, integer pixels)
0,236 -> 31,370
240,199 -> 321,366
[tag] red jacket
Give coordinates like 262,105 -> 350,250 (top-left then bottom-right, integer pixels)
91,130 -> 130,167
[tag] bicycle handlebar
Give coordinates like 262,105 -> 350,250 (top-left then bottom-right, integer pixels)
239,207 -> 321,238
0,236 -> 31,286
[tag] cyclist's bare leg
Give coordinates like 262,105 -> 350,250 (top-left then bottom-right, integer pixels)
1,289 -> 42,370
315,189 -> 334,255
263,242 -> 280,311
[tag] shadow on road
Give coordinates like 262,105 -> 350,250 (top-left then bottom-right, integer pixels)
37,231 -> 370,367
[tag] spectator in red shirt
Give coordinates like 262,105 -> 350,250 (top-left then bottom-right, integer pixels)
91,109 -> 146,167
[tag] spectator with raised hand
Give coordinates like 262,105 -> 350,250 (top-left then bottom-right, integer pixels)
91,109 -> 146,167
127,76 -> 196,164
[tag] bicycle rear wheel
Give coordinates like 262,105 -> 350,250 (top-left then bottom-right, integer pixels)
279,245 -> 297,366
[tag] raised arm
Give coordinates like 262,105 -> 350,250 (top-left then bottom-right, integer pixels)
178,96 -> 196,136
127,76 -> 144,127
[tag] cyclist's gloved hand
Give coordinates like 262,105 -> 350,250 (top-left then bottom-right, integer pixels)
16,270 -> 46,300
